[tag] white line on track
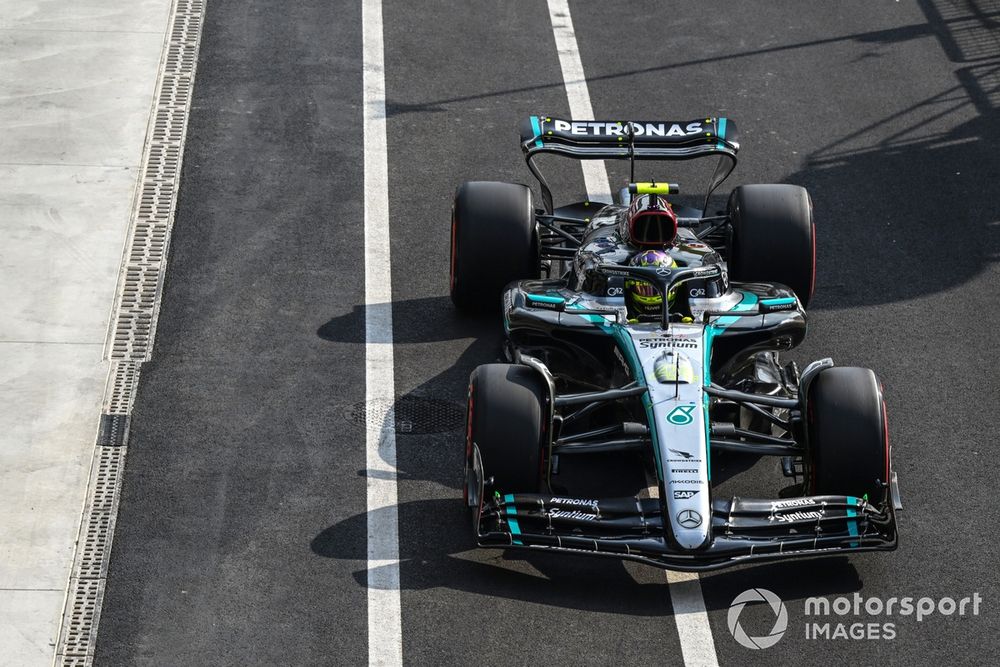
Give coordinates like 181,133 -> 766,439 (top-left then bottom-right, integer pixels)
546,0 -> 612,204
544,1 -> 720,664
363,0 -> 403,665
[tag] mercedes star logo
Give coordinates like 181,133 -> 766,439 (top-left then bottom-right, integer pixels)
656,266 -> 672,277
677,509 -> 702,528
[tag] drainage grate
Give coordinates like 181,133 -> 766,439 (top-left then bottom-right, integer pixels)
347,397 -> 465,434
107,0 -> 205,362
57,0 -> 207,663
106,361 -> 141,415
75,446 -> 125,580
59,578 -> 103,660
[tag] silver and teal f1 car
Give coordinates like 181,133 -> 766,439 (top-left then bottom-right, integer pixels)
450,116 -> 900,571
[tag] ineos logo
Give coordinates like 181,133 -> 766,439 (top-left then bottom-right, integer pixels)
727,589 -> 788,649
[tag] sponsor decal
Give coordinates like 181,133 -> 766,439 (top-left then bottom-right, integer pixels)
673,490 -> 700,500
549,497 -> 599,509
655,266 -> 672,277
771,511 -> 824,523
638,338 -> 697,349
671,468 -> 698,474
606,286 -> 624,296
669,448 -> 693,459
666,404 -> 697,425
676,509 -> 703,528
771,498 -> 814,509
552,120 -> 705,137
690,288 -> 706,297
669,479 -> 703,484
549,509 -> 598,521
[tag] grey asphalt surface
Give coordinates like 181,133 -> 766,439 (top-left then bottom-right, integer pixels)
96,0 -> 999,665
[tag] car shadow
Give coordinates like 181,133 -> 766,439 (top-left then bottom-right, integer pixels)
311,498 -> 863,613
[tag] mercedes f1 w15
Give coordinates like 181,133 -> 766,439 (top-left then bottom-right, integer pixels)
450,116 -> 901,571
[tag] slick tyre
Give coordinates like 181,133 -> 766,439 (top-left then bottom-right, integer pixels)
450,181 -> 538,312
807,367 -> 889,500
465,364 -> 546,497
728,184 -> 815,307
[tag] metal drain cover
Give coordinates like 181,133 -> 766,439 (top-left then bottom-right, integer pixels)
347,397 -> 465,434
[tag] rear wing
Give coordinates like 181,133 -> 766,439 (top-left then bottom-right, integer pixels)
519,116 -> 739,212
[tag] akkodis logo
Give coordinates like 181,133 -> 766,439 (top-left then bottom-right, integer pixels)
727,588 -> 788,649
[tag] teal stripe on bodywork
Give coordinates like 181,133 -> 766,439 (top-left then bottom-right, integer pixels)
503,493 -> 523,544
846,496 -> 860,547
760,297 -> 796,306
529,115 -> 544,147
716,117 -> 728,150
711,290 -> 759,330
526,293 -> 565,304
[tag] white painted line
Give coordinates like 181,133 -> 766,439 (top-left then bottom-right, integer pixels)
665,570 -> 721,667
546,0 -> 612,204
362,0 -> 403,665
544,2 -> 719,664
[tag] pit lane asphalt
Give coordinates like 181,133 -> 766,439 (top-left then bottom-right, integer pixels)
95,0 -> 999,665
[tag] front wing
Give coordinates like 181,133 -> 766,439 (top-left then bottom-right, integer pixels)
473,486 -> 898,572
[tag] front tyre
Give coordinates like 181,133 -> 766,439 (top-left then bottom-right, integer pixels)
807,367 -> 889,500
450,181 -> 538,313
728,184 -> 815,307
464,364 -> 546,501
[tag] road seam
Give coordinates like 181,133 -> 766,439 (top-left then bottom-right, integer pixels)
544,2 -> 720,665
362,0 -> 403,665
52,1 -> 207,664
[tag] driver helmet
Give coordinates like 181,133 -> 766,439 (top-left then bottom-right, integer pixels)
625,249 -> 677,318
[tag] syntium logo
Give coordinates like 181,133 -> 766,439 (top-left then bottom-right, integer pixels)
638,338 -> 697,349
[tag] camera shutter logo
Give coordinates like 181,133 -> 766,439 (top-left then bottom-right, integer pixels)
727,588 -> 788,649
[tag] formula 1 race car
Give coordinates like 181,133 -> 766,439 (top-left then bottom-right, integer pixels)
450,116 -> 901,570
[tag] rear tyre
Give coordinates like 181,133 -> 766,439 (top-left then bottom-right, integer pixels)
450,181 -> 538,312
807,367 -> 889,500
465,364 -> 546,497
727,184 -> 815,307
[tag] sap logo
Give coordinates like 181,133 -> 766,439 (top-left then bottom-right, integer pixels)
553,120 -> 704,137
673,490 -> 700,500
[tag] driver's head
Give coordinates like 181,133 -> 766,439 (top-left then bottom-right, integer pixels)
625,250 -> 677,319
